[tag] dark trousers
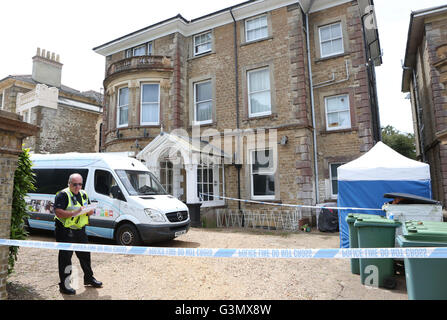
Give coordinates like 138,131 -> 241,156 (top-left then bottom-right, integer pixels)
54,220 -> 94,286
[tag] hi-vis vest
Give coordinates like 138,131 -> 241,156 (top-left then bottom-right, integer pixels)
55,187 -> 89,229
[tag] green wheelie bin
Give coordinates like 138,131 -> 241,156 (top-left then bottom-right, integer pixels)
397,221 -> 447,300
354,217 -> 401,289
345,214 -> 385,275
404,220 -> 447,230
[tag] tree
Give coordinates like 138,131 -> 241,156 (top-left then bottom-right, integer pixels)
381,125 -> 417,160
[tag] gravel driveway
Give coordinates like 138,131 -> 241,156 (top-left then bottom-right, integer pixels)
7,227 -> 408,300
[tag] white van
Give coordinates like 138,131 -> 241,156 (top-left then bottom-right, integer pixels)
26,153 -> 190,245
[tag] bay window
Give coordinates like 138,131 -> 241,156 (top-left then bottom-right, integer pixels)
117,87 -> 129,127
141,83 -> 160,125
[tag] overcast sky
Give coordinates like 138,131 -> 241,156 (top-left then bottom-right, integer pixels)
1,0 -> 446,134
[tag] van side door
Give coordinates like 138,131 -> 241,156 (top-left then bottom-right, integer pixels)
87,169 -> 125,239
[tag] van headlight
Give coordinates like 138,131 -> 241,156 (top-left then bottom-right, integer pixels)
144,209 -> 167,222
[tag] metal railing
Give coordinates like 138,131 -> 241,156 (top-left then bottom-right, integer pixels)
216,209 -> 305,231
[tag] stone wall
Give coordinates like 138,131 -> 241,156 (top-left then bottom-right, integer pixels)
310,1 -> 372,202
410,13 -> 447,206
426,16 -> 447,206
0,110 -> 38,300
27,104 -> 101,154
0,154 -> 18,300
1,85 -> 33,113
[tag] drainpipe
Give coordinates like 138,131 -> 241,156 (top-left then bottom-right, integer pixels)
230,8 -> 240,130
403,65 -> 425,162
303,4 -> 320,204
411,68 -> 425,162
230,7 -> 244,226
360,9 -> 381,143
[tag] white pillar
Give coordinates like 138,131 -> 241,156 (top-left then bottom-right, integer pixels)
185,164 -> 199,204
172,165 -> 183,199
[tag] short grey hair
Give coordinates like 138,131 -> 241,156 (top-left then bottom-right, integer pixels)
68,173 -> 83,185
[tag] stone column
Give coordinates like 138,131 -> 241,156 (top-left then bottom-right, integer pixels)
0,110 -> 39,300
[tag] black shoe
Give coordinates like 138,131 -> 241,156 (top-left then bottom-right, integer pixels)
59,283 -> 76,295
84,277 -> 103,288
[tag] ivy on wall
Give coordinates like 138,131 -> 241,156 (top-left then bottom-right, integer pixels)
8,148 -> 35,275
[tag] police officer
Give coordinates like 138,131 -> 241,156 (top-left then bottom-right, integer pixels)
54,173 -> 102,295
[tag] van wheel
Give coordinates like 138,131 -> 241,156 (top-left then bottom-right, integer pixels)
115,224 -> 141,246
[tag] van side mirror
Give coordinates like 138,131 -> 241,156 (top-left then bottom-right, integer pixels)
111,186 -> 126,202
116,189 -> 126,202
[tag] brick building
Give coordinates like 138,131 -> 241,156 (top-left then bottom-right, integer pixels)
0,49 -> 103,154
93,0 -> 382,227
402,4 -> 447,207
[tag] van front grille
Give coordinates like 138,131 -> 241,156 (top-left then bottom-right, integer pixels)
165,211 -> 188,222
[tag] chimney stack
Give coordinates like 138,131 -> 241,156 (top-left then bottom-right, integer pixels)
32,47 -> 63,88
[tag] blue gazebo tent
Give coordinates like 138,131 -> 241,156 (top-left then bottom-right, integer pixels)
337,141 -> 432,248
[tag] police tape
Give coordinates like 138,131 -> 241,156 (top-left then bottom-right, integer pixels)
198,193 -> 384,211
1,239 -> 446,259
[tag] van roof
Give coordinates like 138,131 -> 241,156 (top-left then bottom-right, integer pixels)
31,152 -> 149,171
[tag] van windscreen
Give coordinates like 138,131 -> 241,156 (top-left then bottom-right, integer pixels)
115,170 -> 167,196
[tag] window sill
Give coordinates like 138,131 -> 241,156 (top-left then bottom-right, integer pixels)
249,198 -> 281,203
241,36 -> 273,47
320,127 -> 357,135
188,51 -> 216,61
243,113 -> 277,122
188,121 -> 217,129
315,52 -> 351,63
106,125 -> 162,134
140,124 -> 161,128
200,201 -> 226,208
